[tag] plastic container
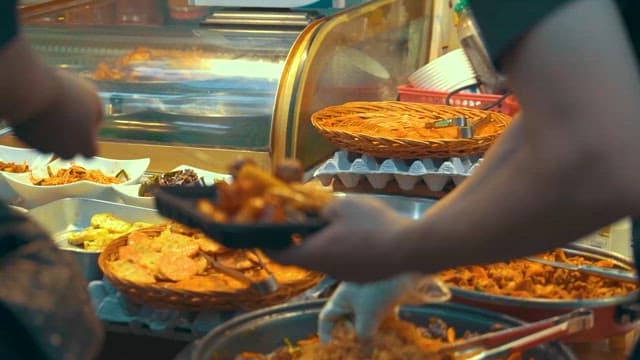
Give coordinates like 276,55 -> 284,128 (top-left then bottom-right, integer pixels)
398,84 -> 520,116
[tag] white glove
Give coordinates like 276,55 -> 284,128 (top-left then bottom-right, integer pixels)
318,273 -> 450,343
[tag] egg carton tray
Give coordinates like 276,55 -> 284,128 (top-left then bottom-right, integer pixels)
313,150 -> 482,191
89,277 -> 336,342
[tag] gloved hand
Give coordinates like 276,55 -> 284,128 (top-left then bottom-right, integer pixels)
318,273 -> 450,343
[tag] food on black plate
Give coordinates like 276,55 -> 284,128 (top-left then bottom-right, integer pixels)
139,169 -> 204,197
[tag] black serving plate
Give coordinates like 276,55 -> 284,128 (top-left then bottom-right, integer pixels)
153,185 -> 327,250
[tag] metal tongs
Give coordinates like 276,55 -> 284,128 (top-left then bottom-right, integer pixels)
203,250 -> 279,295
525,257 -> 637,283
425,115 -> 491,139
437,308 -> 594,360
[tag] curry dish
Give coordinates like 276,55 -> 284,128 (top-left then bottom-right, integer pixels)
440,249 -> 637,300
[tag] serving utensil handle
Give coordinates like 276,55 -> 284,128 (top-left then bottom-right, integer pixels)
465,309 -> 594,360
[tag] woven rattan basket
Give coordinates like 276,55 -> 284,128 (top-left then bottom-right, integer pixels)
311,101 -> 512,159
98,224 -> 323,311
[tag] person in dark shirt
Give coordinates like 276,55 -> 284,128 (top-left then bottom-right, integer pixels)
274,0 -> 640,357
0,1 -> 104,359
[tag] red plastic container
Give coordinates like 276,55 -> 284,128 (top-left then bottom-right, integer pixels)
397,84 -> 521,116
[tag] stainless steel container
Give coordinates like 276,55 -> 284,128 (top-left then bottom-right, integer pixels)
183,300 -> 576,360
447,244 -> 640,343
28,198 -> 167,281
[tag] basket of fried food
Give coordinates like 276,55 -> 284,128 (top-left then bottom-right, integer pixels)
98,222 -> 324,311
311,101 -> 512,159
154,159 -> 333,250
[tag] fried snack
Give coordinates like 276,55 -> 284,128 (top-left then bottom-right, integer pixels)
31,165 -> 126,186
66,213 -> 152,251
107,223 -> 315,293
0,160 -> 29,173
196,159 -> 332,225
440,249 -> 637,300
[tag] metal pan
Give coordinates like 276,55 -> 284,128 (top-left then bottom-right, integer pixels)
184,300 -> 576,360
28,198 -> 167,281
447,244 -> 639,343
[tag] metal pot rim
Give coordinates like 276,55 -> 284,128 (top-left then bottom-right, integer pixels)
448,243 -> 638,309
190,299 -> 576,360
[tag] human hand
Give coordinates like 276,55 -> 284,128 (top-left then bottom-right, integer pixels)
318,274 -> 450,343
271,196 -> 415,282
11,70 -> 102,159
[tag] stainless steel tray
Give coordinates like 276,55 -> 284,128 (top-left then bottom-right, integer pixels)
335,192 -> 437,219
28,198 -> 168,281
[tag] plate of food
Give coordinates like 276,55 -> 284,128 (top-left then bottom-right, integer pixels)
0,145 -> 53,203
3,155 -> 149,207
112,165 -> 231,208
154,159 -> 333,250
439,244 -> 639,342
29,198 -> 165,281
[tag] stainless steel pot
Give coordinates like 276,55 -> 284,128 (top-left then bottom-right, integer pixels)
447,244 -> 640,343
185,300 -> 576,360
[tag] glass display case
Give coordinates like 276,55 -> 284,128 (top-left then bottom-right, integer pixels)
3,0 -> 435,172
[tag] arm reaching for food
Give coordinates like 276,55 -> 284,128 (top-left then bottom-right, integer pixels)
0,1 -> 102,159
319,274 -> 450,343
273,0 -> 640,282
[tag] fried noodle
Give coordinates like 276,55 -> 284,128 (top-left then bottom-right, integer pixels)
31,165 -> 123,186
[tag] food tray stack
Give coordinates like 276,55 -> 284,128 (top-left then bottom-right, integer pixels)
88,277 -> 335,341
313,150 -> 481,197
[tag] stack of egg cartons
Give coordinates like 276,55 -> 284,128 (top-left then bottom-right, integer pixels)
314,150 -> 482,193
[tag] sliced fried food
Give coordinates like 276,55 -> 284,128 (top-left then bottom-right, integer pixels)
110,259 -> 156,285
194,236 -> 226,254
158,253 -> 199,282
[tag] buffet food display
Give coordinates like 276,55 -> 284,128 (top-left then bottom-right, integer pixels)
99,222 -> 323,311
311,101 -> 512,159
93,47 -> 216,82
66,213 -> 153,251
236,317 -> 475,360
191,300 -> 580,360
32,164 -> 128,186
440,248 -> 637,300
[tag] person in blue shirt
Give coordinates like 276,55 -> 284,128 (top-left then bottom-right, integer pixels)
274,1 -> 640,358
0,1 -> 104,359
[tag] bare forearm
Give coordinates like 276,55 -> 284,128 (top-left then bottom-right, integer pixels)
447,117 -> 523,199
398,133 -> 625,274
395,0 -> 640,274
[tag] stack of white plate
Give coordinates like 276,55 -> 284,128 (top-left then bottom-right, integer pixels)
408,49 -> 477,92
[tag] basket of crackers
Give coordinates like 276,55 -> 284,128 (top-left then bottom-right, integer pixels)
98,222 -> 324,311
311,101 -> 512,159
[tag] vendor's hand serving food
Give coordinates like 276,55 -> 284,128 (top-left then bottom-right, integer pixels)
319,274 -> 451,343
196,158 -> 332,225
271,195 -> 414,281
